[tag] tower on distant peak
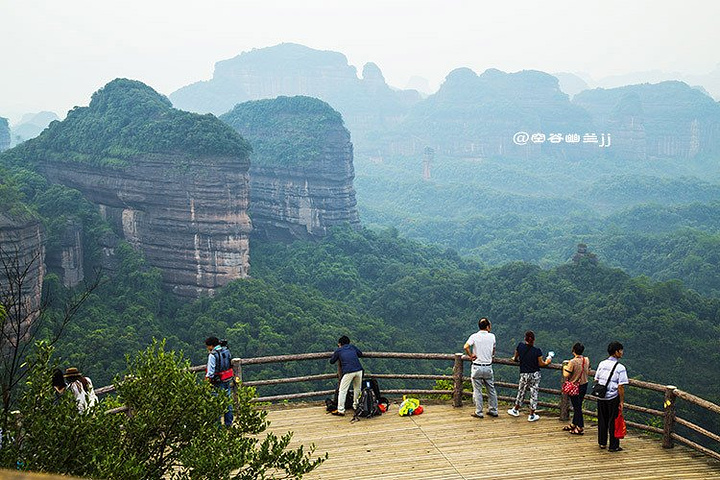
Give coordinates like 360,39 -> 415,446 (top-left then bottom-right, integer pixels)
572,243 -> 598,264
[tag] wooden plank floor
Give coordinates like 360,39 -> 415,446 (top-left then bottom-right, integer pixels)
265,403 -> 720,479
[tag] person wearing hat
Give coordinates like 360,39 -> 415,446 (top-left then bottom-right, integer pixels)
64,367 -> 98,413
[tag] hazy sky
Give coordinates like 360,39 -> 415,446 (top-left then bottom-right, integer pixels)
1,0 -> 719,121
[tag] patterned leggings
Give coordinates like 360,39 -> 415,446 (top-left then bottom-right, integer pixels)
515,371 -> 541,411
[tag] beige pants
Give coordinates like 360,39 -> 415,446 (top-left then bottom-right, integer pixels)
337,370 -> 363,413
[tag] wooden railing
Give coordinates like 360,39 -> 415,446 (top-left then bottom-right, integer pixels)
96,351 -> 720,462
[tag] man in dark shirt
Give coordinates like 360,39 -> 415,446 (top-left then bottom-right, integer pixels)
508,331 -> 554,422
329,335 -> 364,416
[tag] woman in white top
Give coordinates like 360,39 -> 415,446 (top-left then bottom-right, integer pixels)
64,367 -> 98,413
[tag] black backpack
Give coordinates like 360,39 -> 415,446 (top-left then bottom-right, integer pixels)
325,386 -> 355,412
352,378 -> 390,420
210,346 -> 233,384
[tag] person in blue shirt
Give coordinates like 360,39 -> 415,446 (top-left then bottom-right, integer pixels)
205,336 -> 234,427
329,335 -> 364,416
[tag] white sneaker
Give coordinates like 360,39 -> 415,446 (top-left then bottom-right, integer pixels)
507,408 -> 520,417
528,414 -> 540,422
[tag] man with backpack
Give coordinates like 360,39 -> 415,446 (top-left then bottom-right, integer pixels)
205,336 -> 234,427
329,335 -> 364,416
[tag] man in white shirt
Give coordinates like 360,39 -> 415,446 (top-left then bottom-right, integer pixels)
594,341 -> 629,451
463,317 -> 499,418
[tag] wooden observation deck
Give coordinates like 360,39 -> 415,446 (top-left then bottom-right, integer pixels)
265,403 -> 720,479
89,350 -> 720,479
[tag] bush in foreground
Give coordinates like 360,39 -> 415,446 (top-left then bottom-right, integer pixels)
0,341 -> 326,479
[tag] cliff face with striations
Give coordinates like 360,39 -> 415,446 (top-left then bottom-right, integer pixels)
0,214 -> 45,329
10,79 -> 253,297
573,81 -> 720,159
170,43 -> 421,154
221,96 -> 360,241
44,219 -> 84,288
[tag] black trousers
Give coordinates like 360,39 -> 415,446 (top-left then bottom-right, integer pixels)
570,383 -> 588,428
597,396 -> 621,449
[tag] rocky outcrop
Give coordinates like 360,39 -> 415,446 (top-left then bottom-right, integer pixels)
603,92 -> 647,160
170,43 -> 421,153
44,219 -> 84,288
0,117 -> 10,152
0,215 -> 45,331
573,81 -> 720,159
221,96 -> 360,241
39,154 -> 251,296
9,79 -> 252,297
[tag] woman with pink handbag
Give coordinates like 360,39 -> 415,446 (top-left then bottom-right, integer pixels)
561,343 -> 590,435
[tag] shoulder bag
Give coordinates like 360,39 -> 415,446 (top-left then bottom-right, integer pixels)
561,357 -> 584,396
591,361 -> 619,398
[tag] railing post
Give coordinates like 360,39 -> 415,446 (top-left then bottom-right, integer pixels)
662,385 -> 677,448
452,353 -> 464,407
559,363 -> 570,422
232,358 -> 243,404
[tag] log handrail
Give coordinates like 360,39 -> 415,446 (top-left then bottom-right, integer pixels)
674,389 -> 720,415
97,350 -> 719,461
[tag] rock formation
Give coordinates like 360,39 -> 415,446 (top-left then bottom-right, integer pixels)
44,219 -> 84,288
7,79 -> 253,297
0,214 -> 45,332
170,43 -> 421,153
573,81 -> 720,160
221,96 -> 360,241
0,117 -> 10,152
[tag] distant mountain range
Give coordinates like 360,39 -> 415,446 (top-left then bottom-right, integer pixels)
170,43 -> 422,149
170,44 -> 720,161
555,69 -> 720,100
9,111 -> 60,147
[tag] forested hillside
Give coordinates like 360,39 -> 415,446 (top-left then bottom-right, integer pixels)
3,79 -> 249,170
355,152 -> 720,296
38,226 -> 718,408
3,130 -> 719,406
